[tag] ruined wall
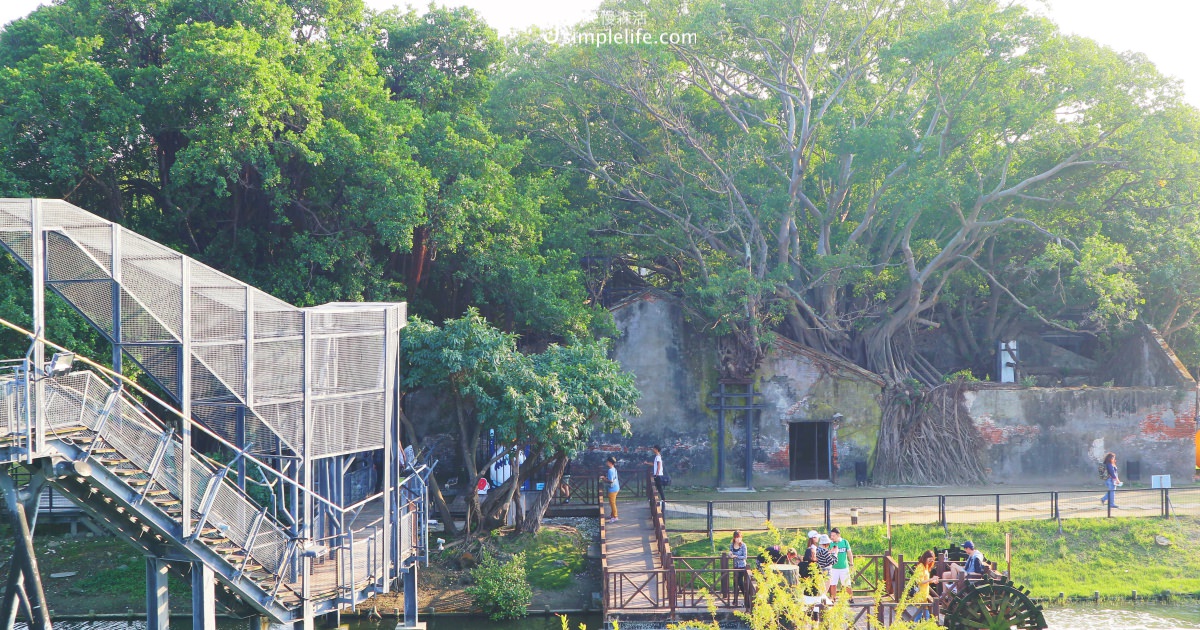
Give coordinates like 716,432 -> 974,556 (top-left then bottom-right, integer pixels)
963,385 -> 1198,483
601,293 -> 883,487
590,292 -> 716,481
755,341 -> 884,485
1106,324 -> 1196,388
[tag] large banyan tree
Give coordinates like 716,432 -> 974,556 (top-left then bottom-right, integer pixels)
500,0 -> 1179,385
495,0 -> 1192,484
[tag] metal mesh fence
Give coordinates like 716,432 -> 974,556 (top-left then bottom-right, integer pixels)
0,199 -> 404,462
668,484 -> 1194,533
0,198 -> 418,611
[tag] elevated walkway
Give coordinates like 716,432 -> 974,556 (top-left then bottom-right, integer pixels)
0,199 -> 428,629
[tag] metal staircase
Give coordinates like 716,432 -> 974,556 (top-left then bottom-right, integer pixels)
0,199 -> 429,629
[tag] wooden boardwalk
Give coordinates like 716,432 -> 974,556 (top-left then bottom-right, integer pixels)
600,482 -> 935,626
604,500 -> 661,572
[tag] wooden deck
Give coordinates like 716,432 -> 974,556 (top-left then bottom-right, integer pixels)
301,497 -> 388,601
604,501 -> 659,572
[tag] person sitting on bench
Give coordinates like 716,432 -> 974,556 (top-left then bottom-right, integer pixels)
941,540 -> 989,594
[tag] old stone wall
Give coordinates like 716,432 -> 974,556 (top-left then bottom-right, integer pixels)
600,292 -> 884,487
754,340 -> 884,485
963,385 -> 1198,483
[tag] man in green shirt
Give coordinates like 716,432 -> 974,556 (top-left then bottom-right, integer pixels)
828,527 -> 854,601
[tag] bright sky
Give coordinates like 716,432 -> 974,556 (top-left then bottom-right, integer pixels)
1,0 -> 1199,106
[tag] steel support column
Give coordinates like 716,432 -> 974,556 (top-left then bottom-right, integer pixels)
145,558 -> 169,630
180,255 -> 193,538
382,306 -> 398,589
30,199 -> 45,458
191,561 -> 216,629
0,469 -> 51,629
110,223 -> 122,373
403,562 -> 418,627
0,473 -> 46,628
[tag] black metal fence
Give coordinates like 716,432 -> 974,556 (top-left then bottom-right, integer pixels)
665,486 -> 1200,537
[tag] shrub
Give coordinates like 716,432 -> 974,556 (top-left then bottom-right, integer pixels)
466,551 -> 532,621
943,369 -> 980,383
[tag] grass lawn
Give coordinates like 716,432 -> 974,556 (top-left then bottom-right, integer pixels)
672,516 -> 1200,599
494,527 -> 587,591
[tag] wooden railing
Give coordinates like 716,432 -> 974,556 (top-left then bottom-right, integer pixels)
852,553 -> 885,594
547,467 -> 648,506
599,485 -> 608,617
600,471 -> 936,625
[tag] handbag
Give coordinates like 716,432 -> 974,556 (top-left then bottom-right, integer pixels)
661,473 -> 671,486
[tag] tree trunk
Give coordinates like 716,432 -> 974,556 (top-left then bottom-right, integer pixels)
519,454 -> 567,534
454,397 -> 481,536
398,408 -> 460,537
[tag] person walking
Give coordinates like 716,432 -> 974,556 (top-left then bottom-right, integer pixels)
603,456 -> 620,522
651,446 -> 667,502
828,527 -> 854,601
730,530 -> 751,609
1100,452 -> 1121,508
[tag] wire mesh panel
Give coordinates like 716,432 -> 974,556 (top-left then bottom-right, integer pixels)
663,502 -> 709,532
0,199 -> 406,465
0,373 -> 21,439
762,499 -> 826,530
1167,486 -> 1200,517
942,494 -> 999,524
879,495 -> 941,525
828,498 -> 885,528
0,200 -> 33,263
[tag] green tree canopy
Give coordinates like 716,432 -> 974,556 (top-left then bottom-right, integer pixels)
497,0 -> 1191,380
401,308 -> 637,532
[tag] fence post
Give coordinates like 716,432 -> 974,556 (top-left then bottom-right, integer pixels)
721,552 -> 730,599
766,500 -> 772,523
668,560 -> 677,617
1052,492 -> 1058,520
825,499 -> 832,532
939,495 -> 946,527
707,501 -> 714,543
996,494 -> 1001,523
1163,487 -> 1170,518
882,498 -> 887,524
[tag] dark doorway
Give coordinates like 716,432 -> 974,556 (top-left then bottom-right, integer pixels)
789,421 -> 831,481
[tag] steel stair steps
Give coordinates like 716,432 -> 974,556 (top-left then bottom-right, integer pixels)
112,467 -> 147,476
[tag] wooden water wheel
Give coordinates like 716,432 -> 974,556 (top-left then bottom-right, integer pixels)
943,574 -> 1047,630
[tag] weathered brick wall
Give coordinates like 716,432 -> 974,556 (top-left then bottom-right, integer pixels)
603,292 -> 883,487
755,340 -> 883,485
963,385 -> 1197,483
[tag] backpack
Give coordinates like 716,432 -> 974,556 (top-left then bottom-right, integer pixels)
1098,462 -> 1109,481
